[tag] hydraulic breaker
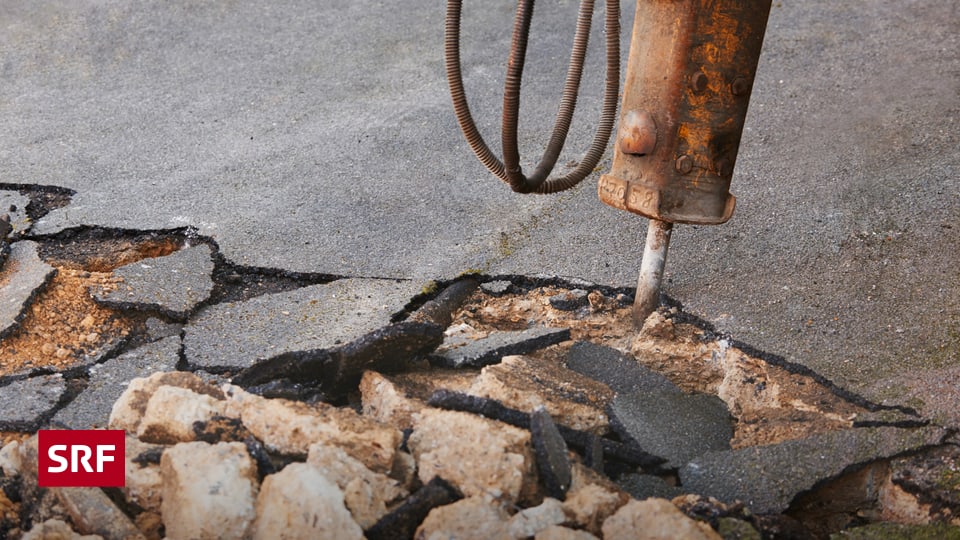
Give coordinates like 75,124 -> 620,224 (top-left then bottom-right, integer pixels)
598,0 -> 771,324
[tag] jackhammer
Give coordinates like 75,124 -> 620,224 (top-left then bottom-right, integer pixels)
446,0 -> 771,327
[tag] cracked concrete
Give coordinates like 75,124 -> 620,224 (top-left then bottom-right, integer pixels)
92,243 -> 214,320
183,278 -> 422,370
0,241 -> 56,340
52,336 -> 181,430
0,0 -> 958,533
0,230 -> 955,530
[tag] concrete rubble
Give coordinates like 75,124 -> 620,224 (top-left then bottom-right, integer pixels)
0,245 -> 958,538
0,361 -> 958,539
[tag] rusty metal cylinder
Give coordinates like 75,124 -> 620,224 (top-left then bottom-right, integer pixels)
599,0 -> 771,224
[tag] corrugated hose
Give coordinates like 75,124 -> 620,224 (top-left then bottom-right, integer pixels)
445,0 -> 621,194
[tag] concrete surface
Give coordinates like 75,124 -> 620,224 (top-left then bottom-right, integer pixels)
183,278 -> 421,369
93,243 -> 214,320
52,336 -> 180,429
1,0 -> 957,421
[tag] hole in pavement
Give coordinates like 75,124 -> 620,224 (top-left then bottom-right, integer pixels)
1,225 -> 956,537
0,183 -> 75,222
2,226 -> 339,378
207,255 -> 338,305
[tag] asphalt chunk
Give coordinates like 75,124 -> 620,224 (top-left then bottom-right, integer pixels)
680,426 -> 950,514
92,243 -> 215,320
184,278 -> 421,370
430,326 -> 571,369
0,241 -> 57,341
531,406 -> 572,499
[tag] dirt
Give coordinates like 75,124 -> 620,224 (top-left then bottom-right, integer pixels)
38,232 -> 182,272
0,268 -> 132,376
1,231 -> 957,537
450,285 -> 864,449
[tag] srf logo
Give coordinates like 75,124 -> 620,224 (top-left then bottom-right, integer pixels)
37,430 -> 126,487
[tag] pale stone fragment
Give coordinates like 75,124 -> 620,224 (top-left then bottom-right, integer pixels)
507,497 -> 567,539
535,526 -> 599,540
359,370 -> 427,429
561,464 -> 629,536
307,442 -> 408,529
21,518 -> 104,540
0,440 -> 22,477
408,408 -> 536,503
109,372 -> 224,433
160,441 -> 258,540
137,385 -> 227,444
600,498 -> 723,540
123,435 -> 164,512
252,462 -> 364,540
414,497 -> 511,540
224,384 -> 400,473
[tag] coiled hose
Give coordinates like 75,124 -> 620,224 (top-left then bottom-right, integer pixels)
445,0 -> 621,194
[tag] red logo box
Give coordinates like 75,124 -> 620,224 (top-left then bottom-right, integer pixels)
37,430 -> 126,487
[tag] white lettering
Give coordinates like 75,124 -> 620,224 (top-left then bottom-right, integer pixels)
48,445 -> 69,473
74,445 -> 93,473
96,445 -> 116,473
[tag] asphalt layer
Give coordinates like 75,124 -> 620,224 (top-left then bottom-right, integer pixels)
1,0 -> 958,421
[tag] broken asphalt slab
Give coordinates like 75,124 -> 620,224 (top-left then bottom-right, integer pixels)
92,243 -> 214,321
183,278 -> 422,370
0,374 -> 65,431
565,341 -> 679,396
0,0 -> 957,432
609,390 -> 734,469
431,326 -> 571,368
0,241 -> 57,341
679,425 -> 950,515
52,336 -> 181,430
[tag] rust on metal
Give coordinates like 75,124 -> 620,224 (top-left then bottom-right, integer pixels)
599,0 -> 772,225
619,110 -> 658,156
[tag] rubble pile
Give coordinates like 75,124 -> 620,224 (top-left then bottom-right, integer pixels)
1,225 -> 959,539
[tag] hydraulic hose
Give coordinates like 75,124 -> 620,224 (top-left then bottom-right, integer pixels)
445,0 -> 620,194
